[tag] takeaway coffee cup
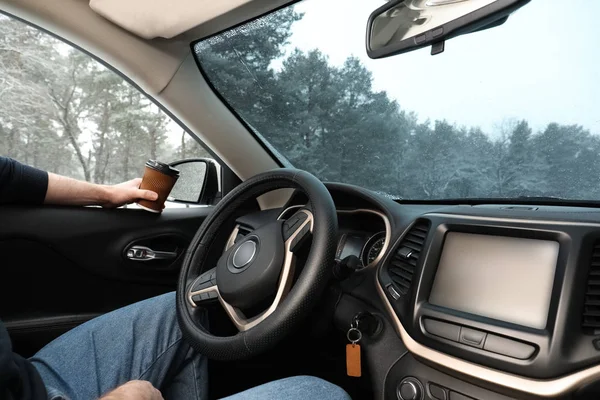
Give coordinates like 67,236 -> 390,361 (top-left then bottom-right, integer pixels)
136,160 -> 180,213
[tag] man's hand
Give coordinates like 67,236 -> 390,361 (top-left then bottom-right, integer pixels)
99,380 -> 164,400
103,178 -> 158,208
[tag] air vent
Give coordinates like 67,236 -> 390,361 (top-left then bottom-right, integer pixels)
583,242 -> 600,334
387,220 -> 430,297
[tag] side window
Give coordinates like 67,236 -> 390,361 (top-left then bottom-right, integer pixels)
0,15 -> 214,206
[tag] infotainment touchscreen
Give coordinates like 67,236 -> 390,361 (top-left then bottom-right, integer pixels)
429,232 -> 559,329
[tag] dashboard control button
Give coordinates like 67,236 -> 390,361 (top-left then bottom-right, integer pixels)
428,383 -> 447,400
483,334 -> 535,360
399,382 -> 417,400
415,33 -> 427,44
449,391 -> 474,400
423,319 -> 460,342
593,338 -> 600,351
397,378 -> 423,400
387,284 -> 401,300
459,327 -> 486,348
432,27 -> 444,38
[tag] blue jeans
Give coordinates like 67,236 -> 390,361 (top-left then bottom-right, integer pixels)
30,292 -> 351,400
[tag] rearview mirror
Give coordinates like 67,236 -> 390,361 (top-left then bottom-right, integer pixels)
366,0 -> 530,58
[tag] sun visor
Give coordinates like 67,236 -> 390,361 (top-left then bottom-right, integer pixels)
89,0 -> 253,39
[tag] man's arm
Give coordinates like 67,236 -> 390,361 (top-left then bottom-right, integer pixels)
45,173 -> 158,208
0,157 -> 158,207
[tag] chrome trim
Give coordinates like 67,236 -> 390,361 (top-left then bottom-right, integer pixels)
189,210 -> 313,332
336,208 -> 391,268
276,204 -> 304,220
277,206 -> 392,269
126,245 -> 177,261
426,0 -> 470,6
224,225 -> 240,251
361,231 -> 386,267
375,215 -> 600,397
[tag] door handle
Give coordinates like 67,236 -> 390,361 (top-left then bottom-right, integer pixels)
126,245 -> 178,261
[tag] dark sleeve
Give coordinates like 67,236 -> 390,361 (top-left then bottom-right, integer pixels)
0,321 -> 48,400
0,157 -> 49,205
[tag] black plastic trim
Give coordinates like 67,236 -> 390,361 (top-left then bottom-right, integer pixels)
384,353 -> 515,400
4,314 -> 101,333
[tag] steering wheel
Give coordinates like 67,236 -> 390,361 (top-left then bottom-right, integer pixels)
176,169 -> 338,360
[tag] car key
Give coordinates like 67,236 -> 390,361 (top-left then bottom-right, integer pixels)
346,322 -> 362,377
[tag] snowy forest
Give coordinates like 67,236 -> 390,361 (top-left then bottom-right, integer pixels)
0,16 -> 208,185
196,7 -> 600,200
2,6 -> 600,200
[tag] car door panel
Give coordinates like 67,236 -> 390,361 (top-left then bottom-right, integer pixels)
0,205 -> 212,355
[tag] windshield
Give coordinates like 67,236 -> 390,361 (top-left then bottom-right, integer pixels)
194,0 -> 600,201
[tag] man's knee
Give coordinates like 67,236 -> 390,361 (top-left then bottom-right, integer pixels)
238,376 -> 351,399
284,376 -> 351,399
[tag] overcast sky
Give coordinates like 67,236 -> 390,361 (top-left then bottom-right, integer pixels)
286,0 -> 600,136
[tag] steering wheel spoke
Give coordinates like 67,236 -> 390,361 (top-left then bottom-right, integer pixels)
283,209 -> 313,253
188,268 -> 218,306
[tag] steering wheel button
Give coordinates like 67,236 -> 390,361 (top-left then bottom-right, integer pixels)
206,291 -> 218,300
292,214 -> 303,222
290,223 -> 311,251
191,294 -> 202,304
283,219 -> 302,240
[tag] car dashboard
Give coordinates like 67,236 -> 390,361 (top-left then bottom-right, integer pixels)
283,183 -> 600,400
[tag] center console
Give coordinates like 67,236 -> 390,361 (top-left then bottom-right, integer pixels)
377,213 -> 600,399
